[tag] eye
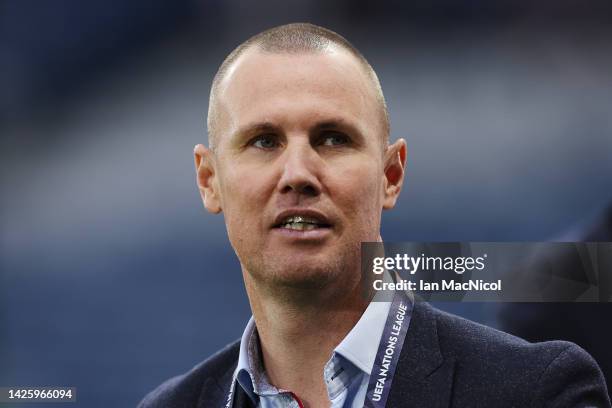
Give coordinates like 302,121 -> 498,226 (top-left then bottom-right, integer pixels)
250,134 -> 279,149
320,132 -> 350,146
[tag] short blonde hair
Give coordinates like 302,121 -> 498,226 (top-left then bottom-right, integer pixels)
207,22 -> 390,150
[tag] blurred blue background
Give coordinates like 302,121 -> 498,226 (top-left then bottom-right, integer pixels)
1,1 -> 612,406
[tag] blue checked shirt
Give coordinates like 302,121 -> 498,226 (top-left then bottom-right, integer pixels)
232,298 -> 391,407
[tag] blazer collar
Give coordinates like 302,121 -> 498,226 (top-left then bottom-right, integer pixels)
197,360 -> 236,408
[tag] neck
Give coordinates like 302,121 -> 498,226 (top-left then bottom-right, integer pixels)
244,271 -> 370,408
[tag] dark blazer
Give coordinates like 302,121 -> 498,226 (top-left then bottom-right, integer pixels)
499,204 -> 612,396
139,302 -> 610,407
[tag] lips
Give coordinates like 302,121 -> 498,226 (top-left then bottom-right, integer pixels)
272,209 -> 332,231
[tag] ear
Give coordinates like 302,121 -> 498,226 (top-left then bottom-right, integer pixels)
382,138 -> 407,210
194,144 -> 222,214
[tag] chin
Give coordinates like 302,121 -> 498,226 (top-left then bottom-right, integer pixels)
247,247 -> 362,292
238,233 -> 365,284
274,263 -> 340,289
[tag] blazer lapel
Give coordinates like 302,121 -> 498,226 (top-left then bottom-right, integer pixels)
197,362 -> 236,408
387,301 -> 455,408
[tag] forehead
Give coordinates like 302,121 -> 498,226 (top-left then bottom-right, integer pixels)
215,47 -> 380,138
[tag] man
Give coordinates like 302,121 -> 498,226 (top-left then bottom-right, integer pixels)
139,23 -> 610,407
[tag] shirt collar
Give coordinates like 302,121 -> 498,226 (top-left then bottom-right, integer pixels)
334,268 -> 395,374
235,317 -> 279,402
333,295 -> 391,375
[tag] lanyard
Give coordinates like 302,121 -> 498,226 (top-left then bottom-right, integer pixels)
226,289 -> 414,408
364,288 -> 413,408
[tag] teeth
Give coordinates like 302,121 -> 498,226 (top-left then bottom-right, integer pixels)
284,216 -> 312,224
278,215 -> 328,230
282,222 -> 319,231
281,215 -> 319,231
280,216 -> 321,230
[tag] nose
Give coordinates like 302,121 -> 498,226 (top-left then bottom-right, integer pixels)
277,139 -> 322,198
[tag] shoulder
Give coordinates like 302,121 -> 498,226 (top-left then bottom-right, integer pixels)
429,302 -> 594,367
423,303 -> 610,406
137,340 -> 240,408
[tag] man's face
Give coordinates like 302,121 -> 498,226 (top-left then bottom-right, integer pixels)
197,47 -> 404,289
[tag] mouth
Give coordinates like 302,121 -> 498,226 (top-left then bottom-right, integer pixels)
272,210 -> 333,232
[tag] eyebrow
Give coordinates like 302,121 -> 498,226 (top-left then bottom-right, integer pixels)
239,122 -> 278,135
312,118 -> 365,145
313,119 -> 352,132
232,122 -> 279,143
